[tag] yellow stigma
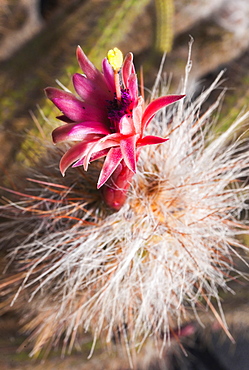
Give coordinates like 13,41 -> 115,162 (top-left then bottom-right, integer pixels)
107,48 -> 123,72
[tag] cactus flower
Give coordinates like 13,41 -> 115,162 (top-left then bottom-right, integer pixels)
45,47 -> 184,209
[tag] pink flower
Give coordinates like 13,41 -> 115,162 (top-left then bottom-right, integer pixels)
45,47 -> 184,209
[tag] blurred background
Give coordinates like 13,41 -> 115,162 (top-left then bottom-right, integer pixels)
0,0 -> 249,369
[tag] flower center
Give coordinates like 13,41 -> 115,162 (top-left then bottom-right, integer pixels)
107,89 -> 133,132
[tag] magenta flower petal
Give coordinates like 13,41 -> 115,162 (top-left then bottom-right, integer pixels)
89,149 -> 110,162
119,115 -> 135,136
76,46 -> 104,82
73,73 -> 112,103
120,135 -> 137,173
127,73 -> 138,103
132,97 -> 144,135
59,139 -> 98,175
72,148 -> 110,168
76,46 -> 110,94
45,87 -> 86,122
82,103 -> 110,122
56,115 -> 74,123
122,52 -> 134,89
82,133 -> 122,170
142,95 -> 185,129
71,158 -> 84,168
102,58 -> 115,93
137,135 -> 169,147
97,147 -> 123,188
52,122 -> 109,144
46,87 -> 110,123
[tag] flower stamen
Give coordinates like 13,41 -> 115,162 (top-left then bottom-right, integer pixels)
107,47 -> 123,101
107,48 -> 123,71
